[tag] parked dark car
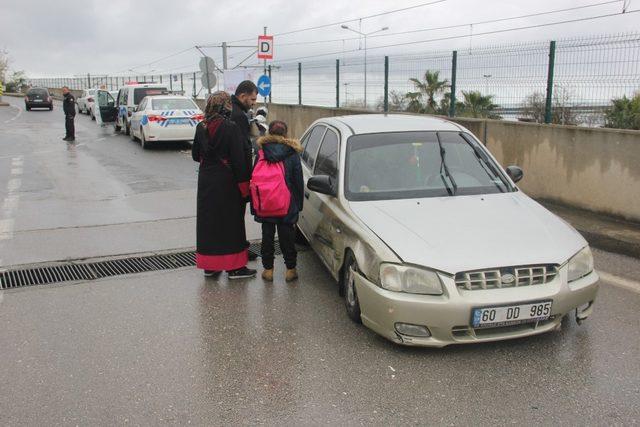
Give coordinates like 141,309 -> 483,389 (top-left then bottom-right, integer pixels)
25,88 -> 53,111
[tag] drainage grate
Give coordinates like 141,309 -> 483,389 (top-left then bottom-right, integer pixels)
0,241 -> 289,290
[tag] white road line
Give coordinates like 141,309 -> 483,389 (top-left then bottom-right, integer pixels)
3,105 -> 22,123
0,218 -> 15,240
11,157 -> 23,167
7,178 -> 21,192
2,195 -> 19,215
598,271 -> 640,294
11,168 -> 23,175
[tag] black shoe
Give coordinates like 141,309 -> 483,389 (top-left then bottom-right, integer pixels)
248,251 -> 259,261
227,267 -> 257,279
204,270 -> 221,278
63,137 -> 75,142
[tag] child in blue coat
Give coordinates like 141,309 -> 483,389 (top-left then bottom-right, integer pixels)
253,121 -> 304,282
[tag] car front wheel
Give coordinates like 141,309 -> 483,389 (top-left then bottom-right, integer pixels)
342,251 -> 362,323
141,129 -> 149,150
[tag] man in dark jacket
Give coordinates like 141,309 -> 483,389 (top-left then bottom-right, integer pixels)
231,80 -> 258,170
252,121 -> 304,282
231,80 -> 258,259
62,86 -> 76,141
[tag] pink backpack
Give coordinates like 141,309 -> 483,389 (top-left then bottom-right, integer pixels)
250,150 -> 291,217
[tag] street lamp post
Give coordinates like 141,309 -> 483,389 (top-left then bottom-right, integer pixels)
341,25 -> 388,108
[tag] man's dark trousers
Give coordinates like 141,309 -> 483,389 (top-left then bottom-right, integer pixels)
65,115 -> 75,139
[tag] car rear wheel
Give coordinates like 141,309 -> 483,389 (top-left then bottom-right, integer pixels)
342,251 -> 362,323
25,105 -> 30,111
49,106 -> 53,111
141,129 -> 149,150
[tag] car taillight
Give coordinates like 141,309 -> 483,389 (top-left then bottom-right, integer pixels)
47,97 -> 52,102
24,96 -> 28,101
87,97 -> 94,103
192,114 -> 204,121
147,115 -> 167,122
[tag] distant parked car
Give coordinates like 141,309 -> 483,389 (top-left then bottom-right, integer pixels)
76,89 -> 96,115
297,114 -> 599,347
24,87 -> 53,111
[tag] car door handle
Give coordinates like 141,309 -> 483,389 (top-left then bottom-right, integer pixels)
304,191 -> 310,199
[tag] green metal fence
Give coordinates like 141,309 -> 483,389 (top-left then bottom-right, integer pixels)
26,32 -> 640,127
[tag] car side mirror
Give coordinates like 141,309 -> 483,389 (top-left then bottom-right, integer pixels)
506,165 -> 524,183
307,175 -> 336,197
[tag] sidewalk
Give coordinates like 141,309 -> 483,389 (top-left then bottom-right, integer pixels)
541,200 -> 640,259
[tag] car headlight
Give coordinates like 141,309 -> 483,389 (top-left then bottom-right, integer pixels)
567,246 -> 594,282
379,263 -> 443,295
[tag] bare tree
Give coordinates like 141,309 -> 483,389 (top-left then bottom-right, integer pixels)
0,49 -> 9,84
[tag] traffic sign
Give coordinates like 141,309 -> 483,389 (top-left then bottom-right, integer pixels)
257,75 -> 271,97
201,73 -> 217,89
199,56 -> 216,73
258,35 -> 274,60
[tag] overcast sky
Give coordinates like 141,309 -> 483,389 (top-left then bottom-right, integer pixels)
1,0 -> 638,77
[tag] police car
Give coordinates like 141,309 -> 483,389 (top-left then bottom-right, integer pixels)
113,82 -> 169,135
128,95 -> 203,149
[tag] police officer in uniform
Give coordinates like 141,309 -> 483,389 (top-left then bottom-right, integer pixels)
62,86 -> 76,141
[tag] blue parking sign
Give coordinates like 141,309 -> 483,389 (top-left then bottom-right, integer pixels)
257,75 -> 271,97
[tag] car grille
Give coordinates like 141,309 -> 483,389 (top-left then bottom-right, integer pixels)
455,265 -> 559,290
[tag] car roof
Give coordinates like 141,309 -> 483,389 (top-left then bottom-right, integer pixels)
322,114 -> 464,134
145,95 -> 193,99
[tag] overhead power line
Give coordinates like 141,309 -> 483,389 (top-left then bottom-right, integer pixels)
273,0 -> 623,48
225,0 -> 448,43
273,9 -> 640,63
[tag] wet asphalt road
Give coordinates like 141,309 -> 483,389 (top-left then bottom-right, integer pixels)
0,96 -> 639,425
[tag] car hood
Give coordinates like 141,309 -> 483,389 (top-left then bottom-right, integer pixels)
349,192 -> 586,274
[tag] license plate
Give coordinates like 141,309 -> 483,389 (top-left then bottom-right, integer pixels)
173,118 -> 190,124
33,99 -> 42,102
472,301 -> 552,328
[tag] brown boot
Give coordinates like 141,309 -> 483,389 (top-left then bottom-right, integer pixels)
262,269 -> 274,282
285,268 -> 298,282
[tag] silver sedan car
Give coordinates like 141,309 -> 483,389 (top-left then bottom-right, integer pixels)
297,114 -> 599,347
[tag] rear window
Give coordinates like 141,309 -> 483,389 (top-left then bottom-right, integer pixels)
133,87 -> 168,104
151,98 -> 198,110
28,89 -> 48,96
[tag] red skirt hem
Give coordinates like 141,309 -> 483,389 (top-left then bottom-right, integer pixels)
196,249 -> 248,271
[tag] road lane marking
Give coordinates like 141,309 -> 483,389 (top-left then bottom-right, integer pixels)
11,168 -> 23,175
2,195 -> 19,215
3,105 -> 22,123
0,218 -> 15,240
598,271 -> 640,294
7,178 -> 21,192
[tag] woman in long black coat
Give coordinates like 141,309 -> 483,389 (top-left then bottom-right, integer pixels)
192,91 -> 256,279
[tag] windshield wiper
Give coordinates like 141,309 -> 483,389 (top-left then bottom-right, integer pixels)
459,133 -> 509,193
436,132 -> 458,196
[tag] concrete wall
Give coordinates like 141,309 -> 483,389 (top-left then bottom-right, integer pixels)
265,103 -> 640,222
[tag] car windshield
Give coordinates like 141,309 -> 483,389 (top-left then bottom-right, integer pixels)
345,131 -> 513,201
88,89 -> 96,96
28,89 -> 48,96
133,87 -> 168,104
151,98 -> 197,110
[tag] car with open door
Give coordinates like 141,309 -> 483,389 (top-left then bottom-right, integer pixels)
96,89 -> 118,126
297,114 -> 599,347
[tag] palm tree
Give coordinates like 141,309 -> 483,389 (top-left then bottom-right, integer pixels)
408,70 -> 449,113
460,90 -> 501,119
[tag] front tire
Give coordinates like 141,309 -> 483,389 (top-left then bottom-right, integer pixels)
342,251 -> 362,323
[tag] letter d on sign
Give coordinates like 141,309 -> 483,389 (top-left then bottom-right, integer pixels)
257,35 -> 274,60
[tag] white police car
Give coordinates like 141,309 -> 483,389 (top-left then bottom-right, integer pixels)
128,95 -> 203,149
113,82 -> 169,135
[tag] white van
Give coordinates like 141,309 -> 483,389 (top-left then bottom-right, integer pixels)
113,83 -> 169,134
